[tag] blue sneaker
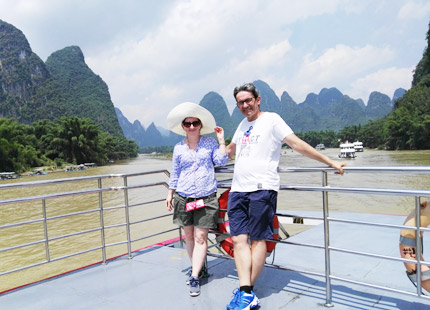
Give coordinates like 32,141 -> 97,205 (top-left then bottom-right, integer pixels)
189,277 -> 200,297
186,265 -> 208,285
226,288 -> 240,309
233,290 -> 260,310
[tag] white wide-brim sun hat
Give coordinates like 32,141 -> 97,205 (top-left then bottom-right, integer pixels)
167,102 -> 216,136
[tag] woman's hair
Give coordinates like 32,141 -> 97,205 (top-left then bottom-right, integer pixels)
233,82 -> 259,99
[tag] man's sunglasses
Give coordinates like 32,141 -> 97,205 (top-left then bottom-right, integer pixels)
182,120 -> 202,128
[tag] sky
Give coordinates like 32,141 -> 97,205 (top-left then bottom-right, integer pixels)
1,0 -> 430,129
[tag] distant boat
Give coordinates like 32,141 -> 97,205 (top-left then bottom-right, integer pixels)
339,141 -> 356,159
315,143 -> 325,151
0,172 -> 21,180
64,164 -> 86,172
353,141 -> 364,152
29,168 -> 48,176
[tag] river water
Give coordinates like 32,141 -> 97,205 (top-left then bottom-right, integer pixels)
1,149 -> 430,292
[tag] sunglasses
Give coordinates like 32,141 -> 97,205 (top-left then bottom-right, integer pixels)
182,120 -> 201,128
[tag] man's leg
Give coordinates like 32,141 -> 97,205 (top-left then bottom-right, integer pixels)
248,190 -> 277,286
250,239 -> 267,285
232,233 -> 252,286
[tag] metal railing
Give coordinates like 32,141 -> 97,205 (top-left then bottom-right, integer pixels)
0,170 -> 178,289
1,166 -> 430,306
214,165 -> 430,306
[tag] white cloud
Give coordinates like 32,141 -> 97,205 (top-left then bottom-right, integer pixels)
347,67 -> 414,102
284,44 -> 396,102
219,40 -> 292,82
397,0 -> 430,20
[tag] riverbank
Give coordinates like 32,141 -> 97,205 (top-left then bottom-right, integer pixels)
141,153 -> 172,160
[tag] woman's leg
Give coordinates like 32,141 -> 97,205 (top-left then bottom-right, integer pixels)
183,225 -> 195,262
191,227 -> 209,277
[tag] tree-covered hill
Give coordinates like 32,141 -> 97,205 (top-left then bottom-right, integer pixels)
0,20 -> 138,171
0,20 -> 67,123
45,46 -> 124,137
200,91 -> 235,138
0,20 -> 124,137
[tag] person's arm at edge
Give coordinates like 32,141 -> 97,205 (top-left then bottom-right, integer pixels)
283,133 -> 346,175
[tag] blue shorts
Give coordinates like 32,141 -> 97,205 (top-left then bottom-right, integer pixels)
227,190 -> 277,240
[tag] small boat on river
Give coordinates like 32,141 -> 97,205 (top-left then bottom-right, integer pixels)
353,141 -> 364,152
0,172 -> 20,180
315,143 -> 325,151
29,168 -> 48,176
338,141 -> 356,158
64,164 -> 86,172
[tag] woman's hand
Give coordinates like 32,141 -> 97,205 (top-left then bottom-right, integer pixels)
215,126 -> 226,155
215,126 -> 225,144
166,189 -> 174,211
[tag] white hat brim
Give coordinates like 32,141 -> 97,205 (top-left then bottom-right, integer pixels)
167,102 -> 216,136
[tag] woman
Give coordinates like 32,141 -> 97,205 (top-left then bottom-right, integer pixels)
400,200 -> 430,294
166,102 -> 228,297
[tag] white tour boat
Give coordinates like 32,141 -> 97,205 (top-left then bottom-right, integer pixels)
339,141 -> 356,158
354,141 -> 364,152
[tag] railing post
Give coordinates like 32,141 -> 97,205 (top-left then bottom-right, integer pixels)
414,196 -> 422,296
322,171 -> 333,307
123,176 -> 132,259
42,198 -> 50,262
98,178 -> 107,264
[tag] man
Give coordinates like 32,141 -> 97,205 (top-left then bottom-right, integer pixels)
225,82 -> 346,310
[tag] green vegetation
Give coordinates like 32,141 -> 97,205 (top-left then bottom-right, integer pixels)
296,130 -> 339,148
0,117 -> 138,173
356,21 -> 430,150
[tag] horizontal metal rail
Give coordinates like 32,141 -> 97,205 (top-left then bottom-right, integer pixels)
0,181 -> 169,205
279,184 -> 430,197
0,169 -> 171,190
216,165 -> 430,174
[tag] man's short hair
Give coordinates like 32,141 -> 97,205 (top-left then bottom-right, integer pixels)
233,82 -> 259,99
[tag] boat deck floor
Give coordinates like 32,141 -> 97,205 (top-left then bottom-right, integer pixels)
1,211 -> 429,310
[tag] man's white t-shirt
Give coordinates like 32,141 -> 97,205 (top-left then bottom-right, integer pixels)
231,112 -> 293,192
